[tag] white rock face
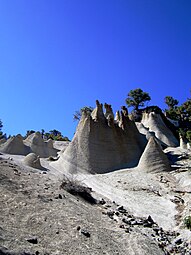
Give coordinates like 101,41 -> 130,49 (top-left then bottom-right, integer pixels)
54,101 -> 147,174
141,112 -> 179,147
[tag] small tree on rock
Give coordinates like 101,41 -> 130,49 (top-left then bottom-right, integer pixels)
73,106 -> 94,121
125,88 -> 151,112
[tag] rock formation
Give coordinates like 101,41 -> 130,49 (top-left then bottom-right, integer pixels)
54,100 -> 147,174
0,134 -> 30,155
138,136 -> 172,173
25,132 -> 58,158
0,132 -> 59,158
141,112 -> 179,147
23,153 -> 44,170
136,122 -> 166,147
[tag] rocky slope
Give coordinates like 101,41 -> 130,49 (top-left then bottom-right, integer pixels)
1,147 -> 191,255
1,101 -> 191,254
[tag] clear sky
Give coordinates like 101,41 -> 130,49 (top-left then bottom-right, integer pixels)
0,0 -> 190,139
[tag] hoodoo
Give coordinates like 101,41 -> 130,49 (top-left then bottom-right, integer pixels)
26,132 -> 58,158
0,134 -> 30,155
55,100 -> 147,174
138,136 -> 172,173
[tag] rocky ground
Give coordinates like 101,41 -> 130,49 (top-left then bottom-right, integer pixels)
0,146 -> 191,255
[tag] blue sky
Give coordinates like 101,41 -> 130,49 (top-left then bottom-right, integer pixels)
0,0 -> 190,139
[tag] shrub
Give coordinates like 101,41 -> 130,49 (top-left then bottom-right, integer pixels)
125,88 -> 151,112
60,176 -> 97,204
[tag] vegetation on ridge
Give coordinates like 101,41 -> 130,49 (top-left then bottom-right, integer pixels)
125,88 -> 151,111
25,129 -> 70,141
73,106 -> 94,121
1,88 -> 191,144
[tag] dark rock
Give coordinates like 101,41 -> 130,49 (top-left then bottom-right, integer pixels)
125,228 -> 132,233
115,211 -> 119,216
105,204 -> 111,208
143,215 -> 155,227
117,206 -> 127,213
26,236 -> 38,244
143,222 -> 153,228
130,220 -> 138,225
77,226 -> 81,231
153,227 -> 160,235
147,215 -> 155,224
55,194 -> 62,199
122,217 -> 133,225
107,210 -> 115,219
58,194 -> 62,199
175,238 -> 183,245
81,229 -> 90,238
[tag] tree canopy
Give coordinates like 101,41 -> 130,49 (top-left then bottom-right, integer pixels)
165,96 -> 179,110
125,88 -> 151,111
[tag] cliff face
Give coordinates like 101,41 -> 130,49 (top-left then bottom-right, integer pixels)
141,112 -> 179,147
57,100 -> 147,174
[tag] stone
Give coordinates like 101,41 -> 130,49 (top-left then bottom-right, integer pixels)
81,229 -> 91,238
23,153 -> 44,170
26,236 -> 38,244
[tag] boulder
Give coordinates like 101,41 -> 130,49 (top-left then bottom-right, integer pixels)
23,153 -> 44,170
